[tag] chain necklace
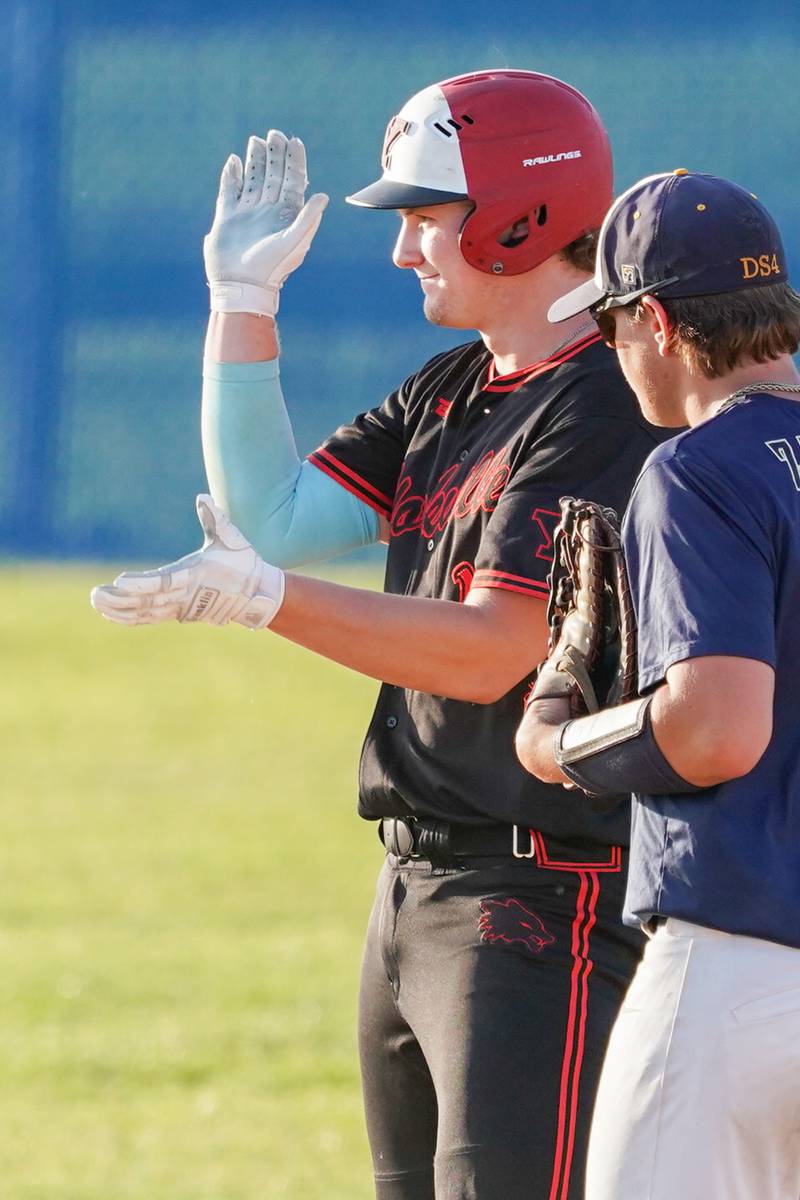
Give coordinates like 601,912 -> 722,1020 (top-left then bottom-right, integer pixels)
491,319 -> 597,381
715,380 -> 800,417
547,318 -> 597,360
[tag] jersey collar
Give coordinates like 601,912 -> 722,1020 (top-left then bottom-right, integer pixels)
485,332 -> 602,394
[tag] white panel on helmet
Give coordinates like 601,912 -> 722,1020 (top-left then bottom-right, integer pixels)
382,84 -> 469,195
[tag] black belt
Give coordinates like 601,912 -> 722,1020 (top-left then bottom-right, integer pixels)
380,816 -> 536,864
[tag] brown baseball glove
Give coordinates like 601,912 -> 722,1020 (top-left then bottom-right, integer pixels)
529,496 -> 637,716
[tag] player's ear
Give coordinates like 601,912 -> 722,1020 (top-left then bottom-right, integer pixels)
640,296 -> 673,358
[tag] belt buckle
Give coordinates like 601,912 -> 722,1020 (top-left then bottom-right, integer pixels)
512,825 -> 536,859
384,817 -> 418,860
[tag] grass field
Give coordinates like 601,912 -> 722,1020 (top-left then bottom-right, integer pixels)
1,564 -> 384,1199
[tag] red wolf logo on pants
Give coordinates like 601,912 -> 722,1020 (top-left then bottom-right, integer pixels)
478,897 -> 555,955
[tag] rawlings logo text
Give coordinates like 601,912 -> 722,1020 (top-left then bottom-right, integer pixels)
523,150 -> 582,167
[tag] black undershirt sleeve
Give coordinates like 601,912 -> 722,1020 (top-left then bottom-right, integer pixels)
307,382 -> 412,518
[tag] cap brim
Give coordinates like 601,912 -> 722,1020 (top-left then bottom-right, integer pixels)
547,278 -> 606,324
346,178 -> 468,209
548,273 -> 684,324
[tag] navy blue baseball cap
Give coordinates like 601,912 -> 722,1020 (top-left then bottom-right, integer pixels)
548,169 -> 789,323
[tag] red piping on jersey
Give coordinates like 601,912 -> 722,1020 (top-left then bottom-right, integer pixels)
308,448 -> 393,515
485,333 -> 602,393
471,568 -> 549,598
548,869 -> 600,1200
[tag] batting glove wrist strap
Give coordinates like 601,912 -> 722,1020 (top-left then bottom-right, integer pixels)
209,280 -> 281,317
178,554 -> 285,629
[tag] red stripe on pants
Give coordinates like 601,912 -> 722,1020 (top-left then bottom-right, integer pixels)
548,870 -> 600,1200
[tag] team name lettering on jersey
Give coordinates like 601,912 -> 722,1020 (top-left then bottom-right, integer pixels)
765,436 -> 800,490
390,449 -> 511,539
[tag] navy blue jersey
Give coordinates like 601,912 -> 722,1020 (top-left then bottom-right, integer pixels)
622,393 -> 800,947
310,334 -> 667,842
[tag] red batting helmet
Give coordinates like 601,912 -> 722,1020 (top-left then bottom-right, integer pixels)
347,69 -> 612,277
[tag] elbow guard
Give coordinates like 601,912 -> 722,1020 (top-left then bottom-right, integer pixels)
554,696 -> 703,797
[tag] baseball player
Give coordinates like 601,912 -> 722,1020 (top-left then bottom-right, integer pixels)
93,72 -> 670,1199
516,170 -> 800,1200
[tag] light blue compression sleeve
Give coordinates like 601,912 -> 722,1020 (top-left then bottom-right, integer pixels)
201,359 -> 380,568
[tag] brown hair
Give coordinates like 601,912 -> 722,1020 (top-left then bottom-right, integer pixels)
497,221 -> 599,272
561,230 -> 599,274
632,282 -> 800,379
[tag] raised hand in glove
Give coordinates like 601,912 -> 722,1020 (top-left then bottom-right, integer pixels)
90,496 -> 285,630
204,129 -> 328,317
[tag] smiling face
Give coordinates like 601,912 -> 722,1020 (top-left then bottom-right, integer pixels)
392,201 -> 500,330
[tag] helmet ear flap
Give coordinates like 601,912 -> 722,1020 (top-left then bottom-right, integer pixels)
459,201 -> 552,276
458,200 -> 477,235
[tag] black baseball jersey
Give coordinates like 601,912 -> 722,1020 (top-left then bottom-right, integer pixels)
309,333 -> 667,844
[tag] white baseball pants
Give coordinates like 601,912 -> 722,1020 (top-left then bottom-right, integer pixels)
586,917 -> 800,1200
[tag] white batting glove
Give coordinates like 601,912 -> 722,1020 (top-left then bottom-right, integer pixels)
90,495 -> 285,630
203,129 -> 328,317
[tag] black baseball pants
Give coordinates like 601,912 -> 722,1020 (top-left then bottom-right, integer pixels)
358,838 -> 643,1200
